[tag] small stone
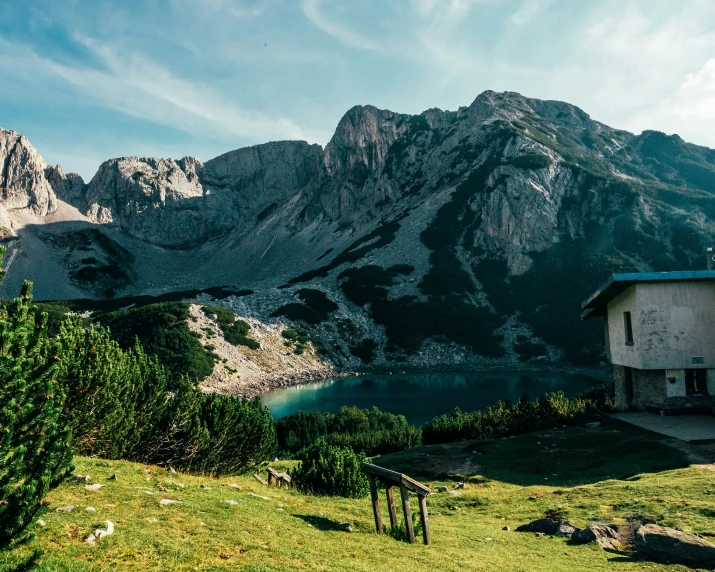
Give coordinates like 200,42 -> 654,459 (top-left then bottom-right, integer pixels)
277,508 -> 284,512
109,474 -> 118,481
485,537 -> 493,541
37,520 -> 46,527
146,517 -> 158,523
454,482 -> 465,489
159,498 -> 182,506
56,505 -> 77,513
502,526 -> 511,531
85,506 -> 96,512
274,457 -> 279,462
438,486 -> 448,493
167,466 -> 177,474
535,532 -> 545,537
449,491 -> 462,497
225,499 -> 239,505
585,422 -> 600,428
74,475 -> 91,482
247,492 -> 271,500
227,484 -> 242,490
86,520 -> 113,545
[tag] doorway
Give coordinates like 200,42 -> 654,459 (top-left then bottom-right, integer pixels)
684,369 -> 708,396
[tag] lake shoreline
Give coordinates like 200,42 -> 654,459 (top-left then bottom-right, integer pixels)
259,369 -> 609,425
237,362 -> 612,400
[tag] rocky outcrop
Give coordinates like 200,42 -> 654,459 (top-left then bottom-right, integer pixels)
634,524 -> 715,567
83,141 -> 323,247
0,128 -> 85,237
1,129 -> 56,218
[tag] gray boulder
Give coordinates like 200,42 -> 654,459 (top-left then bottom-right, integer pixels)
635,524 -> 715,567
516,518 -> 575,537
571,524 -> 620,550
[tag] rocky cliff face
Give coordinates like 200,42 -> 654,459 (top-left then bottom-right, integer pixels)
83,141 -> 323,247
0,129 -> 86,238
4,91 -> 715,375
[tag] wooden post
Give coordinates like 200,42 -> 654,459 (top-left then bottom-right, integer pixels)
418,494 -> 431,546
369,475 -> 383,534
399,484 -> 415,544
385,486 -> 399,530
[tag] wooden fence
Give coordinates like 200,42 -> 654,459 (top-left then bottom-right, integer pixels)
362,463 -> 432,545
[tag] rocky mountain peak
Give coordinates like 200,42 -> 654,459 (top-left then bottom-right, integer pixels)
0,127 -> 59,218
323,105 -> 409,175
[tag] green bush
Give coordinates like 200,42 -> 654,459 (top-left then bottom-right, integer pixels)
202,305 -> 259,350
291,439 -> 370,498
0,280 -> 74,546
96,302 -> 214,385
422,392 -> 596,445
55,310 -> 276,476
277,406 -> 422,457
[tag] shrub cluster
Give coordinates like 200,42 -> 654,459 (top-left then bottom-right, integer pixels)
54,315 -> 276,475
290,439 -> 370,498
96,302 -> 214,385
202,304 -> 259,350
422,391 -> 599,445
281,327 -> 310,355
276,406 -> 422,457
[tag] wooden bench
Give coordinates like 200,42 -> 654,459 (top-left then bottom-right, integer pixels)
362,463 -> 432,545
267,467 -> 292,488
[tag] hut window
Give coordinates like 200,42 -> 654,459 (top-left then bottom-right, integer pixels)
623,312 -> 634,346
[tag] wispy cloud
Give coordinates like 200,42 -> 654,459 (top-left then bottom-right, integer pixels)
0,33 -> 327,146
300,0 -> 386,52
508,0 -> 553,26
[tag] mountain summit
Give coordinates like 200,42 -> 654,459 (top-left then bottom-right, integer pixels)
3,91 -> 715,371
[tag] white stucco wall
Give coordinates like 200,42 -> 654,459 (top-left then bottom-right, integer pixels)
665,369 -> 686,398
606,287 -> 642,369
606,281 -> 715,370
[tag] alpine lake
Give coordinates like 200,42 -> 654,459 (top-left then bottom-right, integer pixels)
260,371 -> 601,426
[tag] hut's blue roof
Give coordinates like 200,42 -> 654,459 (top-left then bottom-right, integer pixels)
581,271 -> 715,320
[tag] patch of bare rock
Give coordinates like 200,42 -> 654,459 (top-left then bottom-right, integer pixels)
188,304 -> 335,398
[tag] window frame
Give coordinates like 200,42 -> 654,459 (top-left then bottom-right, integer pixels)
623,311 -> 634,346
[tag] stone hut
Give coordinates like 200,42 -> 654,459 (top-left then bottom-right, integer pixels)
581,271 -> 715,412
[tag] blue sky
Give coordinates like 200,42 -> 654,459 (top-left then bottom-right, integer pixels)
1,0 -> 715,180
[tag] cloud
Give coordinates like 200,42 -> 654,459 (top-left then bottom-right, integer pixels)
669,59 -> 715,123
0,34 -> 327,146
300,0 -> 386,52
508,0 -> 552,26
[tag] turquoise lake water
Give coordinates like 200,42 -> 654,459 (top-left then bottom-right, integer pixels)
260,371 -> 601,426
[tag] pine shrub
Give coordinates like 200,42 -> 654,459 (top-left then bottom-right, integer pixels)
422,391 -> 597,445
291,439 -> 370,498
0,280 -> 73,546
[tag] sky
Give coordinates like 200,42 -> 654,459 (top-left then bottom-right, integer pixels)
1,0 -> 715,180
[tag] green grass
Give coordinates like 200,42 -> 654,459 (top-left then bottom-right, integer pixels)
3,419 -> 713,571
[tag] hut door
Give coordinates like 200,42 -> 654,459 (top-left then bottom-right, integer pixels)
685,369 -> 708,396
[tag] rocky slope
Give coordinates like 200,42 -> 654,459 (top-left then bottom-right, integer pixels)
3,90 -> 715,382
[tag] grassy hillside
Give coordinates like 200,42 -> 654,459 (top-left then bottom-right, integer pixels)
2,419 -> 713,571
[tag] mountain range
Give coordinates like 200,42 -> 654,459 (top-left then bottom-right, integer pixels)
3,90 -> 715,373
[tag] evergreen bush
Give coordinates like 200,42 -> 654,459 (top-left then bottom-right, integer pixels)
291,439 -> 370,498
422,391 -> 599,445
277,406 -> 421,457
0,279 -> 73,546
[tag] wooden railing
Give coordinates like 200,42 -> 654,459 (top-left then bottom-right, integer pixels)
362,463 -> 432,545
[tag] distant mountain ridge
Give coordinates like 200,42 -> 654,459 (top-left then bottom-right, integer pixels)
3,90 -> 715,374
